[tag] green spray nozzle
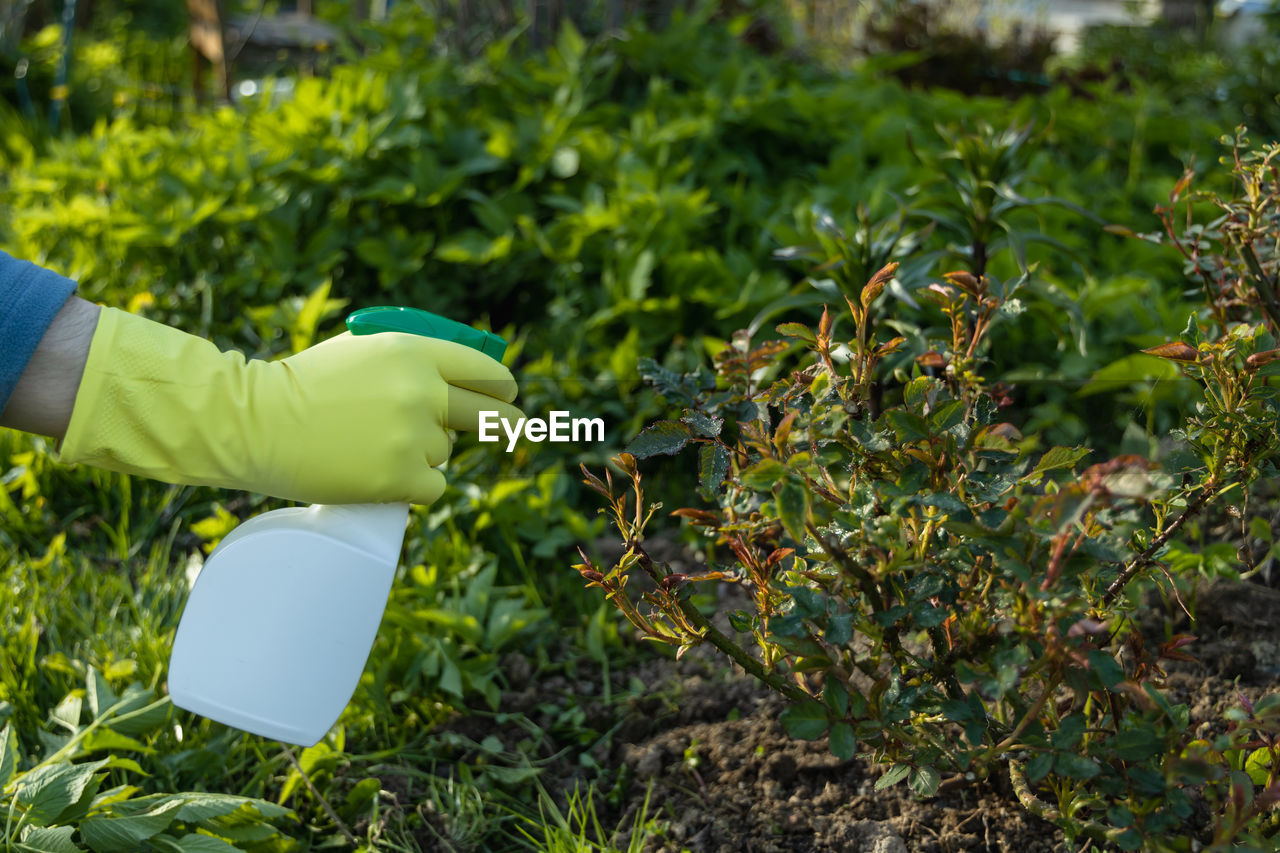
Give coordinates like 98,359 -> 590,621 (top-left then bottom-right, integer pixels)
345,307 -> 507,362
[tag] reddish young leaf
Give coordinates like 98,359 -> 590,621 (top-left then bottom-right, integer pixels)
943,270 -> 982,297
916,351 -> 948,370
615,453 -> 638,476
845,294 -> 863,325
670,508 -> 721,527
1171,169 -> 1194,202
580,463 -> 611,498
774,410 -> 798,455
1142,342 -> 1199,363
987,422 -> 1024,442
874,336 -> 907,357
862,261 -> 899,309
818,304 -> 833,345
1246,348 -> 1280,369
765,547 -> 796,569
729,538 -> 758,572
749,340 -> 790,370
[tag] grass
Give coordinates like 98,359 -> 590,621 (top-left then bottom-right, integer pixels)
516,781 -> 660,853
0,422 -> 657,850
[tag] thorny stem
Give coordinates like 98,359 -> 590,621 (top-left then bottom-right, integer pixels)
1099,482 -> 1216,607
1008,761 -> 1126,845
675,596 -> 814,705
629,540 -> 812,704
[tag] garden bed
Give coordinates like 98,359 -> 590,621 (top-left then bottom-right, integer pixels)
462,574 -> 1280,852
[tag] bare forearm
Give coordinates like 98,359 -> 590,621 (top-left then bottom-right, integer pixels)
1,296 -> 101,439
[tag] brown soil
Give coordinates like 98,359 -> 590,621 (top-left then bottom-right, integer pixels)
438,576 -> 1280,852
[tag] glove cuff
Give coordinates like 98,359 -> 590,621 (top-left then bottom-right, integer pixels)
59,308 -> 256,489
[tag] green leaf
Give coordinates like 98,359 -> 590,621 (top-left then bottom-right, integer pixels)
681,410 -> 723,438
173,835 -> 240,853
904,376 -> 934,410
626,421 -> 693,459
788,586 -> 826,618
16,825 -> 81,853
342,777 -> 382,815
776,322 -> 817,345
829,722 -> 857,760
874,763 -> 912,791
290,279 -> 337,353
555,19 -> 586,61
79,730 -> 152,756
1052,713 -> 1087,749
106,686 -> 167,737
697,444 -> 730,498
86,669 -> 117,721
191,820 -> 277,845
823,680 -> 850,717
1025,446 -> 1091,481
779,701 -> 829,740
51,773 -> 105,827
1113,828 -> 1144,851
826,613 -> 852,646
1055,753 -> 1101,780
1245,747 -> 1275,786
51,694 -> 82,733
80,800 -> 183,852
741,458 -> 787,490
1079,354 -> 1179,397
1026,753 -> 1054,782
884,410 -> 930,443
1087,651 -> 1126,690
434,230 -> 512,264
627,249 -> 655,300
416,609 -> 484,646
0,723 -> 18,788
920,492 -> 969,519
939,699 -> 972,722
1109,729 -> 1165,763
16,760 -> 108,826
776,480 -> 810,544
1106,805 -> 1136,828
908,765 -> 941,796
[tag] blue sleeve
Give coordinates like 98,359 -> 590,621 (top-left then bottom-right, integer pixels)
0,251 -> 78,414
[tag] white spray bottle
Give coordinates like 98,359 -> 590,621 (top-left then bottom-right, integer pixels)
168,307 -> 507,746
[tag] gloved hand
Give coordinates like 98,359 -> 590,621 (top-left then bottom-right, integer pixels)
59,307 -> 522,505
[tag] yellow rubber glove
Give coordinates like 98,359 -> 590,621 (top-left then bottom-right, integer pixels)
59,308 -> 522,505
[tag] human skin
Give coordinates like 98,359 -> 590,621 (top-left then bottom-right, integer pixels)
0,295 -> 100,440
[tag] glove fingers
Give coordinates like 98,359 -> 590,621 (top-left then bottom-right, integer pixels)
323,332 -> 518,403
407,465 -> 447,506
415,338 -> 519,402
421,423 -> 451,467
447,387 -> 526,433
